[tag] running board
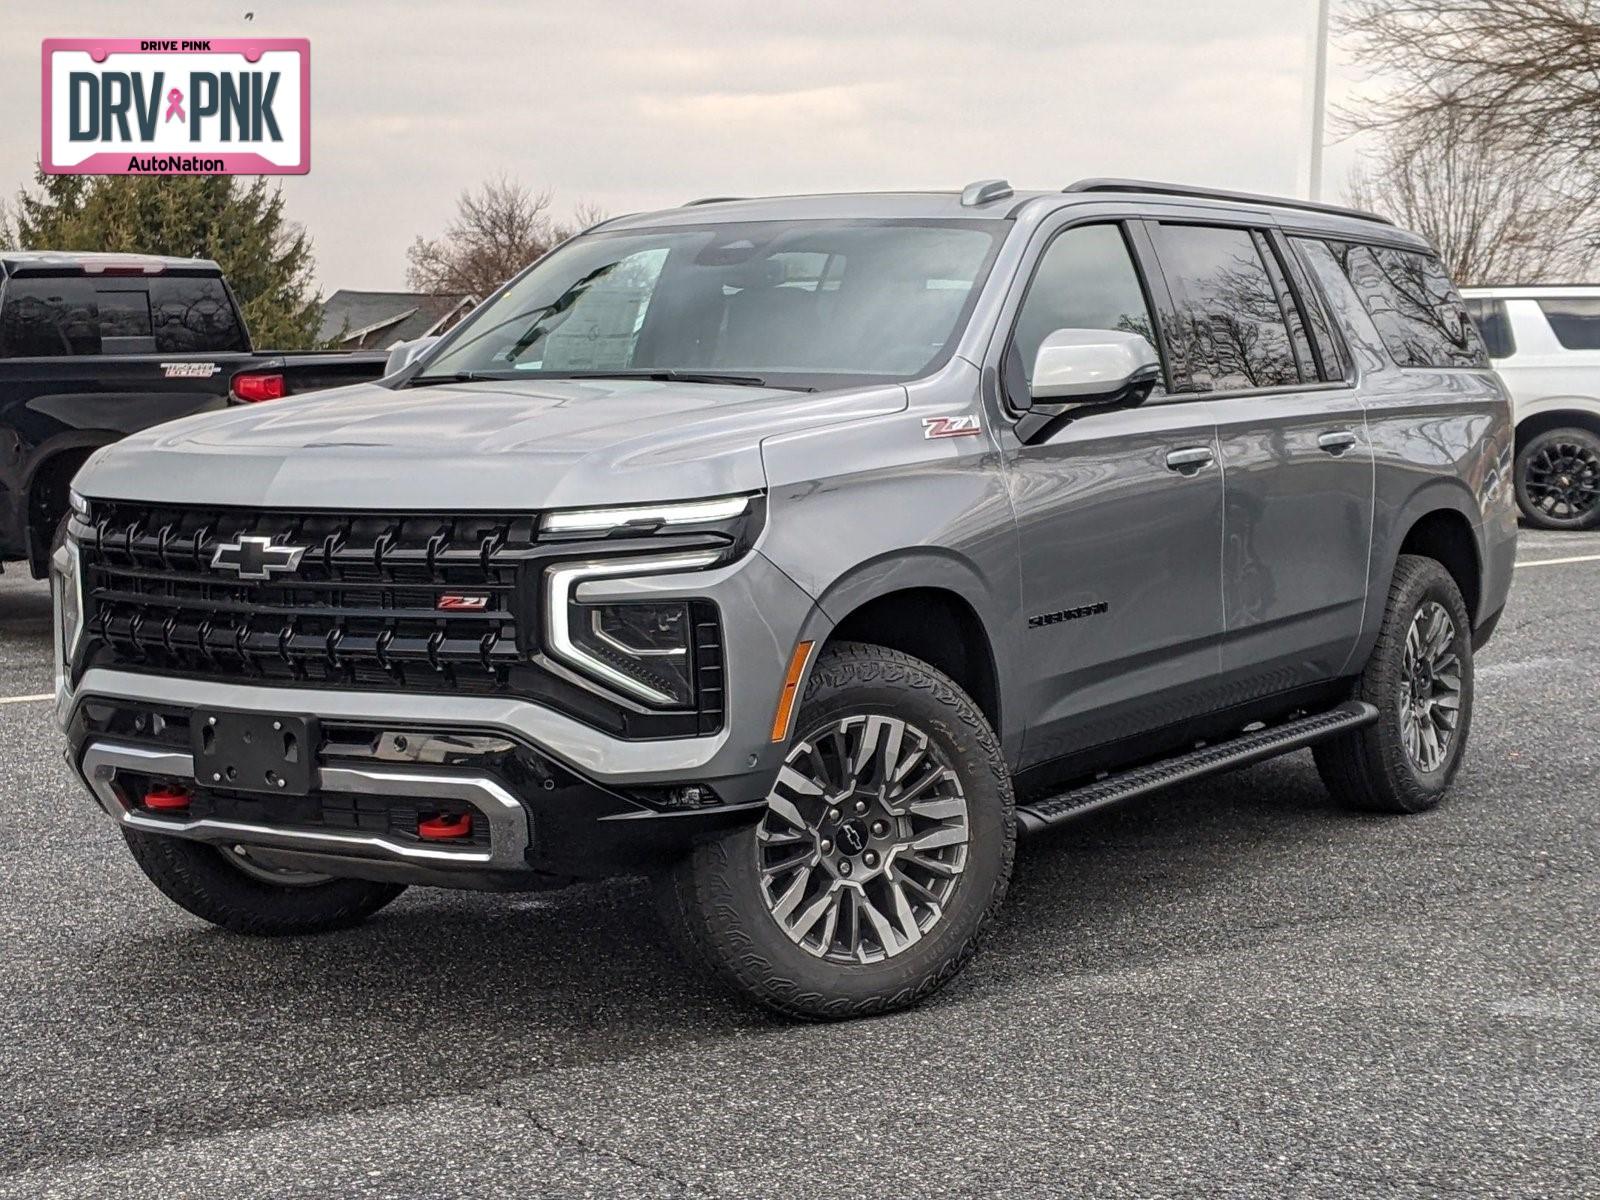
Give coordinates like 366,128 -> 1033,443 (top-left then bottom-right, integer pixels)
1016,701 -> 1379,835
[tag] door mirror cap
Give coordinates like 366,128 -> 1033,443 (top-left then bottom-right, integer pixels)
384,335 -> 441,377
1029,329 -> 1161,406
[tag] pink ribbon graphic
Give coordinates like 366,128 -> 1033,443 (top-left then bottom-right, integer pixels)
164,88 -> 185,123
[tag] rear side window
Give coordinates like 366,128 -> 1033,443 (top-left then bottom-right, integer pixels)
1323,242 -> 1487,369
150,275 -> 248,353
1463,297 -> 1516,359
0,277 -> 101,356
1154,224 -> 1302,391
1534,297 -> 1600,351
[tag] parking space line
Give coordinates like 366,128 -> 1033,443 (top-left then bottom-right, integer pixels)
0,693 -> 52,705
1516,553 -> 1600,570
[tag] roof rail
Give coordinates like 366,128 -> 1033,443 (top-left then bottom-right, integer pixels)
682,196 -> 746,207
1062,178 -> 1393,226
960,178 -> 1014,207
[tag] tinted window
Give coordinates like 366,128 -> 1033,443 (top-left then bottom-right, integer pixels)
1535,297 -> 1600,351
150,275 -> 247,353
96,288 -> 153,338
1464,297 -> 1516,358
1255,231 -> 1317,379
1007,223 -> 1162,396
1325,242 -> 1486,368
1156,224 -> 1302,391
0,277 -> 100,357
421,220 -> 1003,391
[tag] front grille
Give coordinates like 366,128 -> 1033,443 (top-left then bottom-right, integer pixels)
79,503 -> 535,695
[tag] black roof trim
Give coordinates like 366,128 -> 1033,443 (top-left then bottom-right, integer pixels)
681,196 -> 747,207
1062,178 -> 1393,227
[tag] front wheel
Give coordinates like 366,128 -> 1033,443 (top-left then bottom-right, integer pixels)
653,642 -> 1015,1020
1315,555 -> 1474,814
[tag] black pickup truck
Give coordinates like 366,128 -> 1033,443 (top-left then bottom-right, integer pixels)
0,251 -> 389,576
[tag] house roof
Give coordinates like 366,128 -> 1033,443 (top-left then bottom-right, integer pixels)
318,289 -> 476,347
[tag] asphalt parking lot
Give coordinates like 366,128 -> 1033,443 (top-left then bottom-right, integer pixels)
2,533 -> 1597,1199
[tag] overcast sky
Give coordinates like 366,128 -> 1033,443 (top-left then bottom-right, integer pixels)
2,0 -> 1376,294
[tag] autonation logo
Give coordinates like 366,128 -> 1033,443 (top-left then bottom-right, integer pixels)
42,38 -> 309,175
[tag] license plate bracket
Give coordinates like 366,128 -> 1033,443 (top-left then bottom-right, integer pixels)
192,710 -> 318,796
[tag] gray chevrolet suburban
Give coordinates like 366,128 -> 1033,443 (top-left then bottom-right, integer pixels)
55,179 -> 1517,1019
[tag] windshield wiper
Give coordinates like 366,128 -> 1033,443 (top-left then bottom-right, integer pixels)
406,371 -> 521,386
544,370 -> 812,391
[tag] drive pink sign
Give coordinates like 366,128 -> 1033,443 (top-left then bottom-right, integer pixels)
42,38 -> 309,175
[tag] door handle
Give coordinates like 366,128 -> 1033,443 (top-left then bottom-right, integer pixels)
1318,430 -> 1359,455
1165,446 -> 1215,475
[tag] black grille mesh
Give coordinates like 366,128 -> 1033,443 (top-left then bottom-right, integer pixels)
80,503 -> 534,695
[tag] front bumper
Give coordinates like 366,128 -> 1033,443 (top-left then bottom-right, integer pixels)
67,699 -> 773,890
59,548 -> 828,890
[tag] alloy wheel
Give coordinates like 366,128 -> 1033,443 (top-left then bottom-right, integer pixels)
755,714 -> 970,964
1398,601 -> 1463,774
1524,440 -> 1600,522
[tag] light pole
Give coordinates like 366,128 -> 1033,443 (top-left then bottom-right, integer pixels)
1306,0 -> 1333,201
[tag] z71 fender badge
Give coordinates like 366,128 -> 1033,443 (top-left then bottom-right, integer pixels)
161,362 -> 222,379
922,415 -> 982,440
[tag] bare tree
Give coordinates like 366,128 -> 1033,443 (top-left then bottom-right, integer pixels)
1339,1 -> 1600,167
405,177 -> 603,297
1345,106 -> 1600,285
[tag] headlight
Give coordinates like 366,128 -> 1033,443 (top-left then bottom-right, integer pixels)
573,601 -> 697,706
68,488 -> 90,522
542,495 -> 750,535
546,551 -> 719,707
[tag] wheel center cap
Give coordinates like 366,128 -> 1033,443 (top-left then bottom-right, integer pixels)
836,819 -> 869,856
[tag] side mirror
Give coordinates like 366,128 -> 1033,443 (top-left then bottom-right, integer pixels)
1029,329 -> 1161,407
384,335 -> 440,377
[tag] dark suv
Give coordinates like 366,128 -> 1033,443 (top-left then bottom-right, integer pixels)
55,179 -> 1516,1019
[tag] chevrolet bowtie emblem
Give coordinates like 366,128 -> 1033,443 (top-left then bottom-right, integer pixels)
210,535 -> 306,580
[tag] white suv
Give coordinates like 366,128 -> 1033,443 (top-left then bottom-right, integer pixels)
1463,286 -> 1600,529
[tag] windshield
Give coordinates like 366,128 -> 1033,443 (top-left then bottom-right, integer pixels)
414,218 -> 1005,391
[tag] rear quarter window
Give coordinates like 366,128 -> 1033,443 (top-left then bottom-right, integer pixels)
1463,297 -> 1515,359
1534,297 -> 1600,351
1322,241 -> 1487,369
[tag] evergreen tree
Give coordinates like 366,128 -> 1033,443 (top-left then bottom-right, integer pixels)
5,171 -> 327,348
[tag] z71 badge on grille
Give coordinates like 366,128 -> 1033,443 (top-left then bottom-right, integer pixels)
210,535 -> 305,580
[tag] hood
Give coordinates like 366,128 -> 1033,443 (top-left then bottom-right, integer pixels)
76,376 -> 907,510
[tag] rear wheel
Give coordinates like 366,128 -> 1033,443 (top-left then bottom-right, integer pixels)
123,830 -> 406,935
653,642 -> 1015,1020
1315,555 -> 1474,814
1515,426 -> 1600,529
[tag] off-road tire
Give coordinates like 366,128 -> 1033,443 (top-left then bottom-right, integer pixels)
1515,426 -> 1600,530
653,642 -> 1015,1020
123,829 -> 406,935
1314,555 -> 1474,814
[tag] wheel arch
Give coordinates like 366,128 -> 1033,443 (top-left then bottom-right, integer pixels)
1514,405 -> 1600,451
1392,501 -> 1482,624
812,552 -> 1008,745
23,436 -> 112,576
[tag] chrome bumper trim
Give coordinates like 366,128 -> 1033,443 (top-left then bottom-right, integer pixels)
71,668 -> 730,783
78,741 -> 532,870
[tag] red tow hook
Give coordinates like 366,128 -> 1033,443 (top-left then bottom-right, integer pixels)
417,813 -> 473,841
143,784 -> 192,812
